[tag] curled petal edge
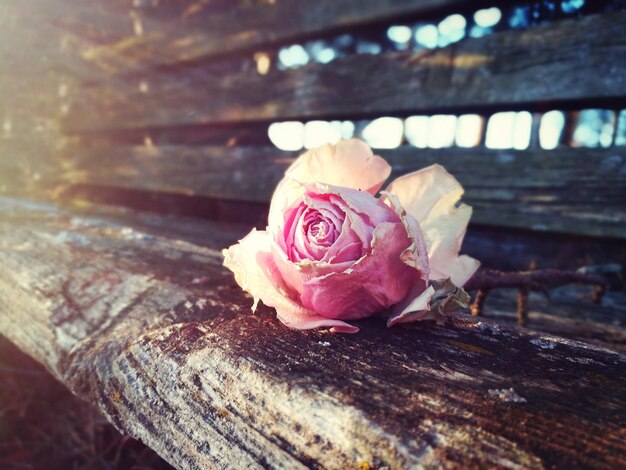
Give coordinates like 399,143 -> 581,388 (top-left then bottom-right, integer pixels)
387,285 -> 436,327
222,229 -> 359,333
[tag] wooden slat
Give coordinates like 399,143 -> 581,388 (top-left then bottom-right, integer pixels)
1,197 -> 625,469
462,225 -> 626,273
64,12 -> 626,133
5,0 -> 134,51
54,144 -> 626,238
83,0 -> 472,74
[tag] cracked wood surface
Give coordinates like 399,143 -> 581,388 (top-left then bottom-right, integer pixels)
0,197 -> 625,469
63,12 -> 626,133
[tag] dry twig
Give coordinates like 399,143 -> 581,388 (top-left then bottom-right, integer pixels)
464,269 -> 606,325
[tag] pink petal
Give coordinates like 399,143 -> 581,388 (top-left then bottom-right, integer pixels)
277,316 -> 359,334
286,139 -> 391,195
275,183 -> 399,267
271,239 -> 353,294
223,229 -> 358,332
268,140 -> 391,229
300,222 -> 425,320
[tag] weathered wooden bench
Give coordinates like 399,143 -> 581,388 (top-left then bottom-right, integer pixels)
1,0 -> 626,468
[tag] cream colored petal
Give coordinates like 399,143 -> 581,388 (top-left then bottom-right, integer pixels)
385,164 -> 463,224
387,285 -> 436,327
268,177 -> 306,231
285,139 -> 391,195
387,164 -> 477,286
447,255 -> 480,287
422,202 -> 472,282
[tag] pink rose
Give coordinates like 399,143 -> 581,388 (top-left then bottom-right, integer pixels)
223,139 -> 479,333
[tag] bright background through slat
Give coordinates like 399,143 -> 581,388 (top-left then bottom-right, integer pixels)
265,2 -> 626,151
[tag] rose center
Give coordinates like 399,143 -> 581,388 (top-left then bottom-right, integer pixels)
282,196 -> 349,263
306,215 -> 335,246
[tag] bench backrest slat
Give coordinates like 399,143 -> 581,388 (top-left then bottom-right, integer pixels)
84,0 -> 474,73
2,0 -> 625,246
63,12 -> 626,133
56,144 -> 626,238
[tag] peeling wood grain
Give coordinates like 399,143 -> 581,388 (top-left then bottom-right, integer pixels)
51,144 -> 626,238
0,197 -> 625,469
64,12 -> 626,132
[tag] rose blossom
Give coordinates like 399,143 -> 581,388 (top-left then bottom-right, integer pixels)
223,139 -> 479,333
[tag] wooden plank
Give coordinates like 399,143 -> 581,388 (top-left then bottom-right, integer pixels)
64,12 -> 626,133
0,334 -> 172,468
83,0 -> 472,73
0,197 -> 625,469
480,288 -> 626,353
462,225 -> 626,274
54,144 -> 626,238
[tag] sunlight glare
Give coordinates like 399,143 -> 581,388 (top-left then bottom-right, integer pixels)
539,111 -> 565,149
362,117 -> 404,149
269,122 -> 304,151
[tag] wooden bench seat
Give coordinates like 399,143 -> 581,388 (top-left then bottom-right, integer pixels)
1,196 -> 625,468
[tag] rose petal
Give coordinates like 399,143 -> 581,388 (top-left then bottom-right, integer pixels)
386,164 -> 479,285
421,202 -> 472,282
223,229 -> 358,332
272,247 -> 362,305
268,177 -> 306,230
381,191 -> 430,279
325,184 -> 397,226
277,316 -> 359,334
300,222 -> 425,320
385,164 -> 463,223
386,285 -> 436,327
447,254 -> 480,287
269,139 -> 391,229
286,139 -> 391,195
275,183 -> 399,267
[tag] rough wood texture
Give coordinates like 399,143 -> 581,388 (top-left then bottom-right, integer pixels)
0,197 -> 625,469
479,288 -> 626,353
83,0 -> 472,73
53,144 -> 626,238
64,12 -> 626,132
